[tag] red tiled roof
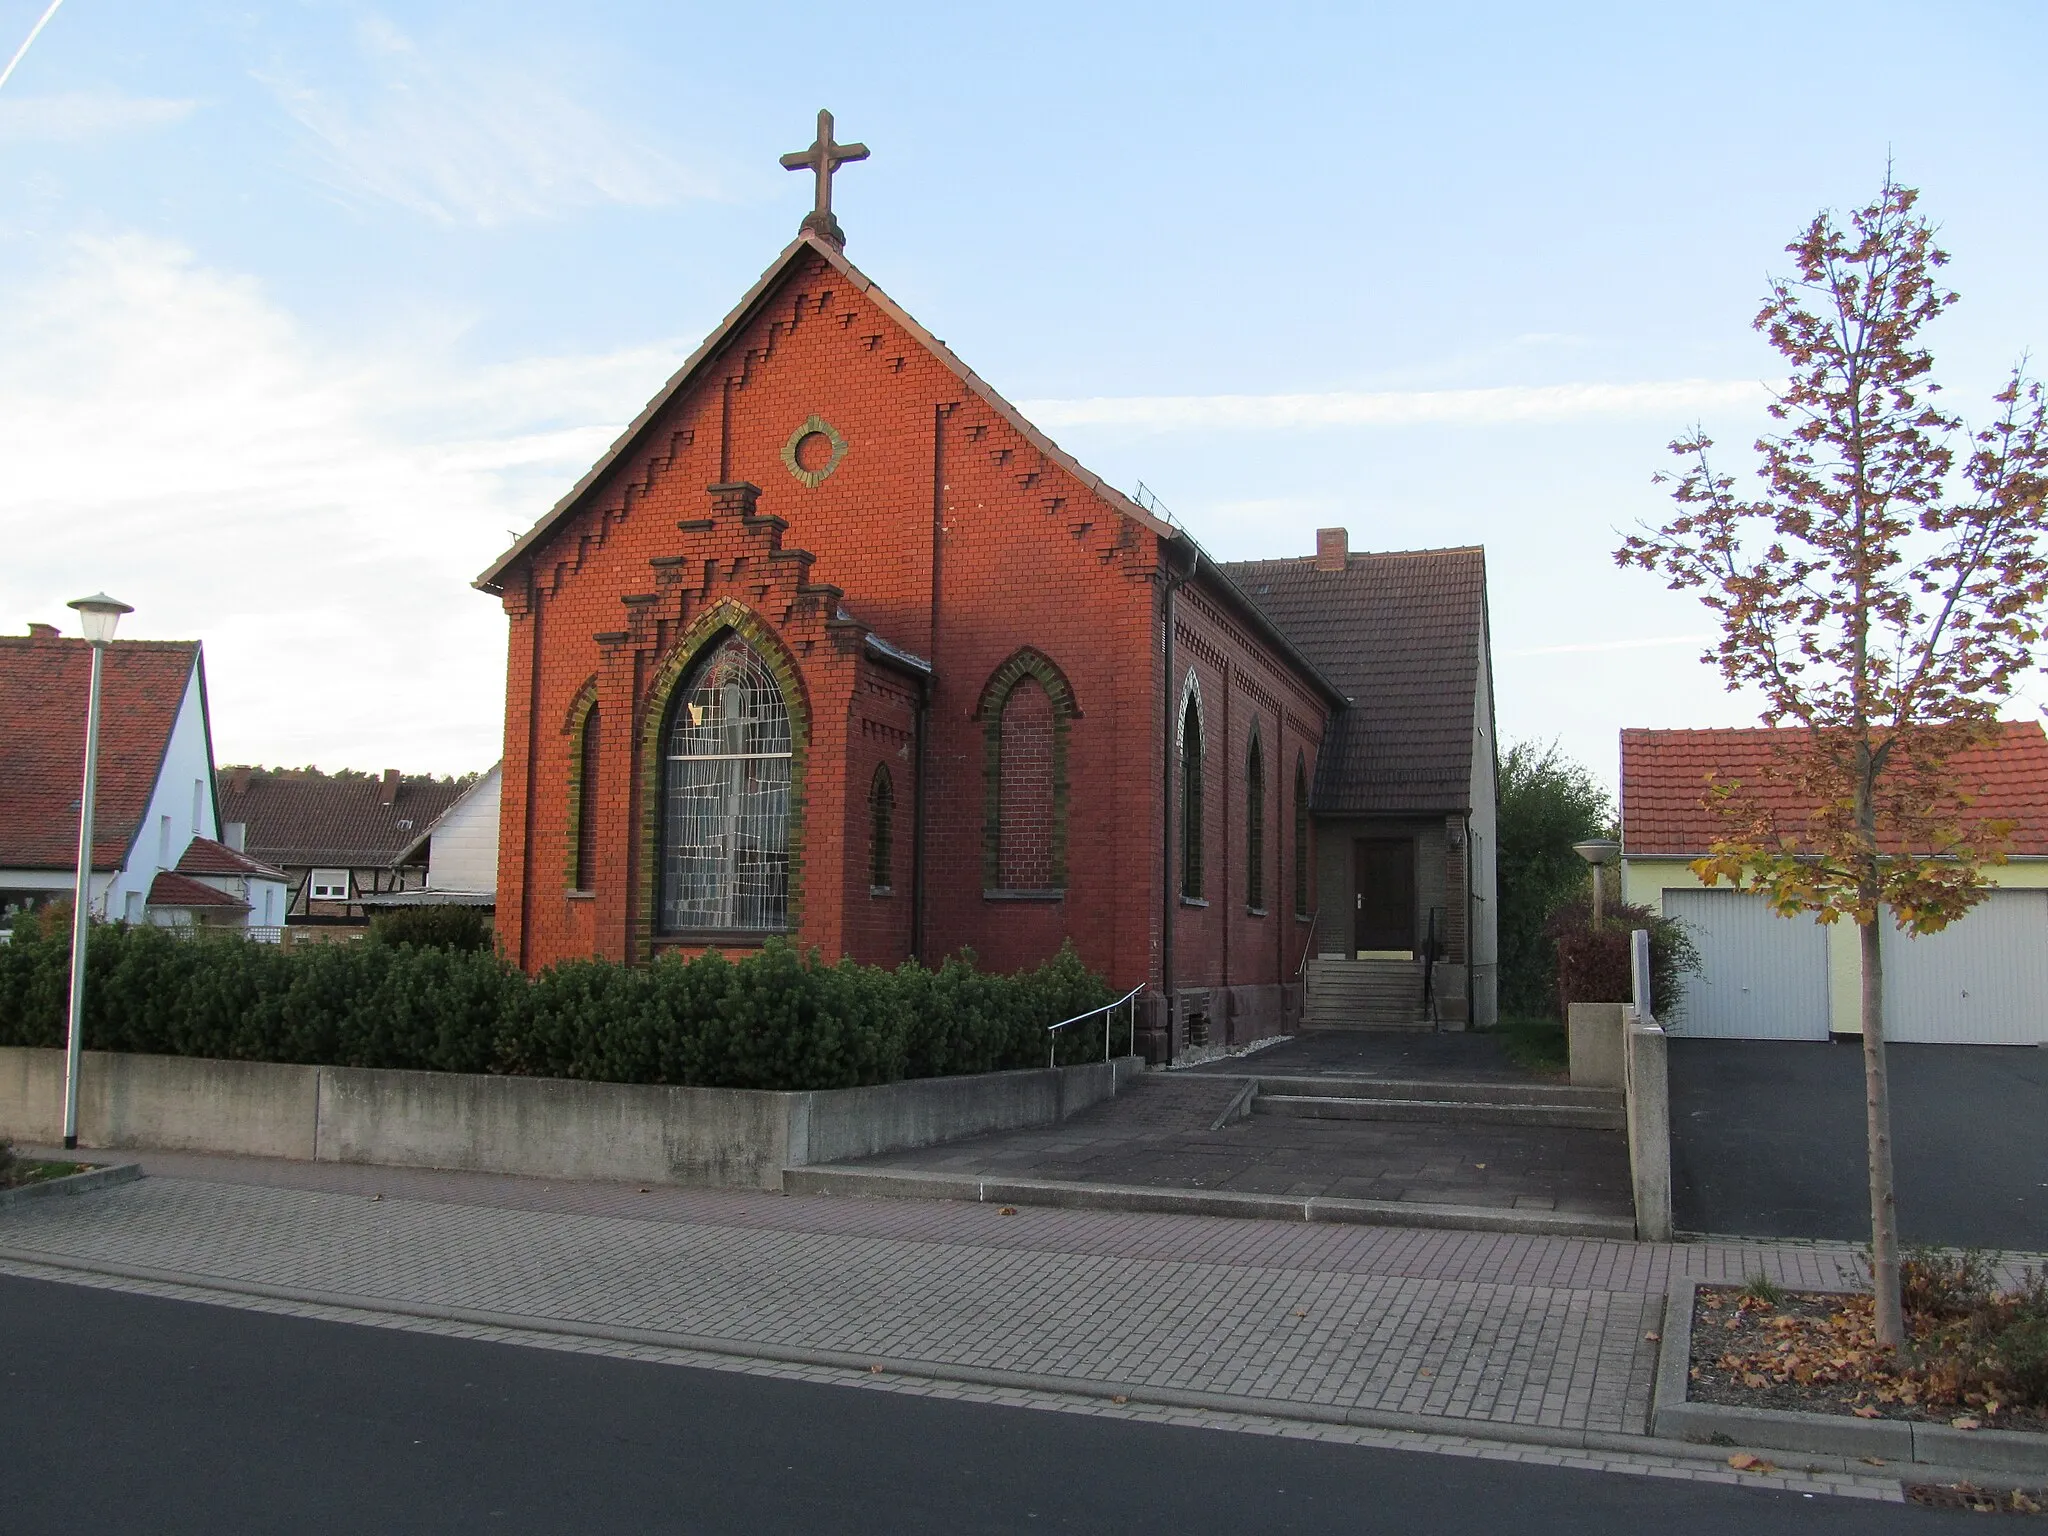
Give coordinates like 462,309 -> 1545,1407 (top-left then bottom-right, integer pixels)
175,836 -> 285,881
1621,721 -> 2048,857
145,870 -> 248,911
218,770 -> 471,869
1222,548 -> 1489,814
0,636 -> 201,872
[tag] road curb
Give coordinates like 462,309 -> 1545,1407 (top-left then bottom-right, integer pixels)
0,1240 -> 1893,1479
0,1161 -> 141,1211
1653,1275 -> 2048,1477
780,1165 -> 1638,1239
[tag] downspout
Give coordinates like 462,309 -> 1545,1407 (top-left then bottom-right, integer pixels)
1160,546 -> 1198,1044
910,671 -> 930,964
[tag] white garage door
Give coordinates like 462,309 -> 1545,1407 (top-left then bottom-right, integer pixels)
1662,889 -> 1830,1039
1881,890 -> 2048,1045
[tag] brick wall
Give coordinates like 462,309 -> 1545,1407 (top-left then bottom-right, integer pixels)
492,242 -> 1329,995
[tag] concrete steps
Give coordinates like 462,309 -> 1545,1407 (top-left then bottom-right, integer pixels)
1249,1074 -> 1626,1131
1304,958 -> 1429,1030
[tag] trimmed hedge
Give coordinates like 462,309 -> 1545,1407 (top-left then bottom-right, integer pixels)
0,920 -> 1118,1092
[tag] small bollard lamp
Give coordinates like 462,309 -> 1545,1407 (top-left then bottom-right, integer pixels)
61,593 -> 132,1149
1572,838 -> 1622,927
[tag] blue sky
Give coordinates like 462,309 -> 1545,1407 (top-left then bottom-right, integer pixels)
3,0 -> 2044,781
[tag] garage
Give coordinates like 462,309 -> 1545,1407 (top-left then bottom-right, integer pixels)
1881,889 -> 2048,1045
1661,888 -> 1830,1040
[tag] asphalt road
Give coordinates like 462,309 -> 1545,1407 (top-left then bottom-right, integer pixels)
1670,1039 -> 2048,1247
0,1273 -> 1968,1534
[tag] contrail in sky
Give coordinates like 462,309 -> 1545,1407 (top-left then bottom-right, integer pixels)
0,0 -> 67,96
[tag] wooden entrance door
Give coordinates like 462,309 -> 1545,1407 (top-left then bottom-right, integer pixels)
1353,838 -> 1415,955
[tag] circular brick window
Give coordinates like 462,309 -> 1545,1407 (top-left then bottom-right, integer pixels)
780,414 -> 847,488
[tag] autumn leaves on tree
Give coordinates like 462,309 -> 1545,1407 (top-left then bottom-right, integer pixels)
1618,176 -> 2048,1349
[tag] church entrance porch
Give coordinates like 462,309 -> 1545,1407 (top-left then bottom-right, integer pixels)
1352,837 -> 1415,956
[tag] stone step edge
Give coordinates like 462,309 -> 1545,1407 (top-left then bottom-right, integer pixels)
1250,1076 -> 1622,1107
1253,1097 -> 1626,1130
783,1165 -> 1636,1240
0,1244 -> 1917,1493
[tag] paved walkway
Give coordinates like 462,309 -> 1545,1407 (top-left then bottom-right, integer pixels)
838,1072 -> 1633,1219
1,1150 -> 1875,1453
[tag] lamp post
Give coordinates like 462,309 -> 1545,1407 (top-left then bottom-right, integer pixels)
61,592 -> 131,1151
1572,838 -> 1622,928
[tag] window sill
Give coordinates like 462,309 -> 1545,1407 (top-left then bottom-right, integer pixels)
1246,906 -> 1267,918
652,928 -> 789,948
983,888 -> 1065,903
869,885 -> 894,898
1295,911 -> 1314,923
565,890 -> 595,901
1179,896 -> 1209,909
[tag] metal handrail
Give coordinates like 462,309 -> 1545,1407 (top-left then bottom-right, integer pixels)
1047,983 -> 1146,1067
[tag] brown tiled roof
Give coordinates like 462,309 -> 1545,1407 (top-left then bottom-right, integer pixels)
146,870 -> 248,911
1220,548 -> 1489,814
175,836 -> 285,881
218,770 -> 470,869
0,636 -> 202,872
1621,721 -> 2048,856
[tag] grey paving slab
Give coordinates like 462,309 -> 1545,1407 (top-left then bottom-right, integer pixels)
839,1072 -> 1634,1222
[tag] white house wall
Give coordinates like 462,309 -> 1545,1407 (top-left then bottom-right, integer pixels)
426,765 -> 502,893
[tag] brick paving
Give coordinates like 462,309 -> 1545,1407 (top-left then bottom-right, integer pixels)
837,1071 -> 1634,1217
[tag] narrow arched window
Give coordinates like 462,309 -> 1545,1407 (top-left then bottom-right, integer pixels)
1180,692 -> 1204,900
660,636 -> 791,932
998,678 -> 1056,890
1246,732 -> 1265,911
1294,752 -> 1311,917
869,765 -> 895,894
574,702 -> 601,891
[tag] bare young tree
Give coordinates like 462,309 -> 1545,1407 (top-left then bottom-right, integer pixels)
1618,176 -> 2048,1349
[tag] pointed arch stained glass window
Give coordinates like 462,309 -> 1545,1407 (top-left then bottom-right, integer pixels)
661,637 -> 792,932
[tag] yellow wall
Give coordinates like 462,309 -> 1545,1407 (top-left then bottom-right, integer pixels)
1622,856 -> 2048,1037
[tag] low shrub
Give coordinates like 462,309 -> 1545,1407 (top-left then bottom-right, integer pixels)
367,905 -> 496,954
1546,897 -> 1700,1020
1901,1246 -> 2001,1320
0,920 -> 1115,1092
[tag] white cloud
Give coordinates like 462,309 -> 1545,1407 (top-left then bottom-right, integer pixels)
0,89 -> 196,142
1019,378 -> 1774,432
255,16 -> 714,226
0,234 -> 687,774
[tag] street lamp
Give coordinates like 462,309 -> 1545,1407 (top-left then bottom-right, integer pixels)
61,593 -> 132,1151
1572,838 -> 1622,927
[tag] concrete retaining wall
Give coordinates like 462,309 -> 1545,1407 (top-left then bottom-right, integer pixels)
0,1048 -> 1143,1191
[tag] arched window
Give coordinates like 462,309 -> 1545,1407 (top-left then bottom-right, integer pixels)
573,702 -> 601,891
869,765 -> 895,894
998,678 -> 1056,890
1294,752 -> 1311,917
1180,691 -> 1204,900
660,636 -> 791,932
1246,731 -> 1265,911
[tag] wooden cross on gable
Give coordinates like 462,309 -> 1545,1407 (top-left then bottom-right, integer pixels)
780,109 -> 869,248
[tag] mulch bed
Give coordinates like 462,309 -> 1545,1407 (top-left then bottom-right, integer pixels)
1907,1483 -> 2048,1516
1689,1285 -> 2048,1434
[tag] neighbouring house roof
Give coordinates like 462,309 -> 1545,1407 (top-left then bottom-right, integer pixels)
146,870 -> 248,911
393,762 -> 502,867
1221,547 -> 1489,815
0,636 -> 203,872
355,889 -> 496,908
176,836 -> 286,882
219,769 -> 472,871
1621,720 -> 2048,857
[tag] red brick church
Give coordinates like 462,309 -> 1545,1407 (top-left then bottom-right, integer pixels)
478,114 -> 1498,1058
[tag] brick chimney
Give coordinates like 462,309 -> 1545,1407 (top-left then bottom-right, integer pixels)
1314,527 -> 1349,572
228,767 -> 252,794
26,622 -> 58,639
379,768 -> 401,806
